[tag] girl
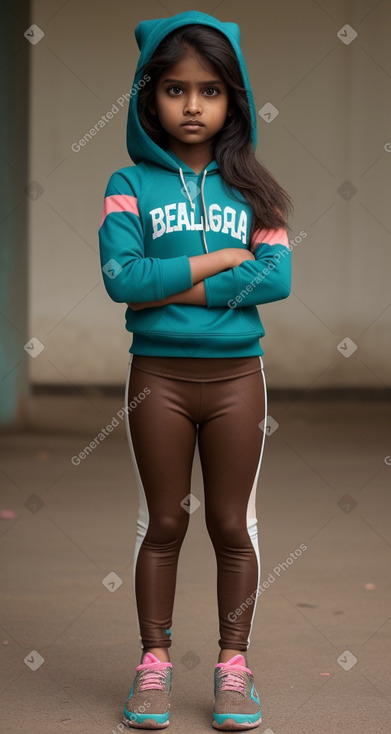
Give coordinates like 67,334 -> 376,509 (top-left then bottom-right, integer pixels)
99,10 -> 293,731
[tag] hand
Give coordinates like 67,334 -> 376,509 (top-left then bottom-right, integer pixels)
127,301 -> 162,310
127,292 -> 176,309
223,248 -> 255,268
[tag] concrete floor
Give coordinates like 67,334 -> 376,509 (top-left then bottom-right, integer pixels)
1,391 -> 391,734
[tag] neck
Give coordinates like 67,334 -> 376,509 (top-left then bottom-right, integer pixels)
167,138 -> 214,174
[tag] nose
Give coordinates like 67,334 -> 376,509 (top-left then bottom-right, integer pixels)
184,92 -> 202,116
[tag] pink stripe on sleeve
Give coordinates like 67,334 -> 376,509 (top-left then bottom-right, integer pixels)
250,227 -> 289,253
99,194 -> 140,228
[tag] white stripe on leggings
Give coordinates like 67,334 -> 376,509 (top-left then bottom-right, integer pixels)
124,353 -> 149,651
245,355 -> 267,648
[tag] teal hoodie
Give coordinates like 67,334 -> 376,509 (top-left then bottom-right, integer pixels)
98,10 -> 291,358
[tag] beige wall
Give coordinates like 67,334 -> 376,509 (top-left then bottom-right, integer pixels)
29,0 -> 391,387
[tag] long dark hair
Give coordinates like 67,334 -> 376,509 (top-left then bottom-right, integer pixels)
137,24 -> 294,238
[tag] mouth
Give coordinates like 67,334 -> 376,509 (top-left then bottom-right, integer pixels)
181,120 -> 204,127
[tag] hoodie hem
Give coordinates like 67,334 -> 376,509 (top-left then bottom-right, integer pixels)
129,334 -> 264,358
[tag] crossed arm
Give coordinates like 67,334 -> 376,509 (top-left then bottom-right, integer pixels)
127,247 -> 255,310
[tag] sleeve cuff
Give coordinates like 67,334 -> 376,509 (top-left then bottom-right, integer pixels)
204,269 -> 239,308
159,255 -> 193,298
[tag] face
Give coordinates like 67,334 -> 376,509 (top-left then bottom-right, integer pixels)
150,51 -> 232,153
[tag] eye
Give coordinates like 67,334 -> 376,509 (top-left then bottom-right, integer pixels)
204,87 -> 219,96
167,86 -> 183,95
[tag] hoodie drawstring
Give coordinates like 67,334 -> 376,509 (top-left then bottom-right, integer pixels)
179,167 -> 209,254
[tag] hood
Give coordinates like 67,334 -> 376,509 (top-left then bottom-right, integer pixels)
126,10 -> 257,173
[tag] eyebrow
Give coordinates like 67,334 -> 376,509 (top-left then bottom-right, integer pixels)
161,78 -> 224,85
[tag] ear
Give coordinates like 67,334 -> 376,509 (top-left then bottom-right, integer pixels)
148,102 -> 157,115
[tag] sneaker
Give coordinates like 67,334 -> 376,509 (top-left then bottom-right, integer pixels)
122,652 -> 172,729
212,654 -> 262,731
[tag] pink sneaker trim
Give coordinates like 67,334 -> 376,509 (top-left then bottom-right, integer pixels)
215,654 -> 252,676
134,652 -> 173,693
137,652 -> 173,670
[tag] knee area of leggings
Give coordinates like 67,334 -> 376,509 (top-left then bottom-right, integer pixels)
146,512 -> 189,543
205,514 -> 248,541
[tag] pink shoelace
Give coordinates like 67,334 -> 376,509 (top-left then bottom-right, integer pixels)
217,669 -> 248,694
138,665 -> 169,691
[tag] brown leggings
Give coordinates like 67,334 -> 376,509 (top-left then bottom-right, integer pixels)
124,354 -> 267,652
